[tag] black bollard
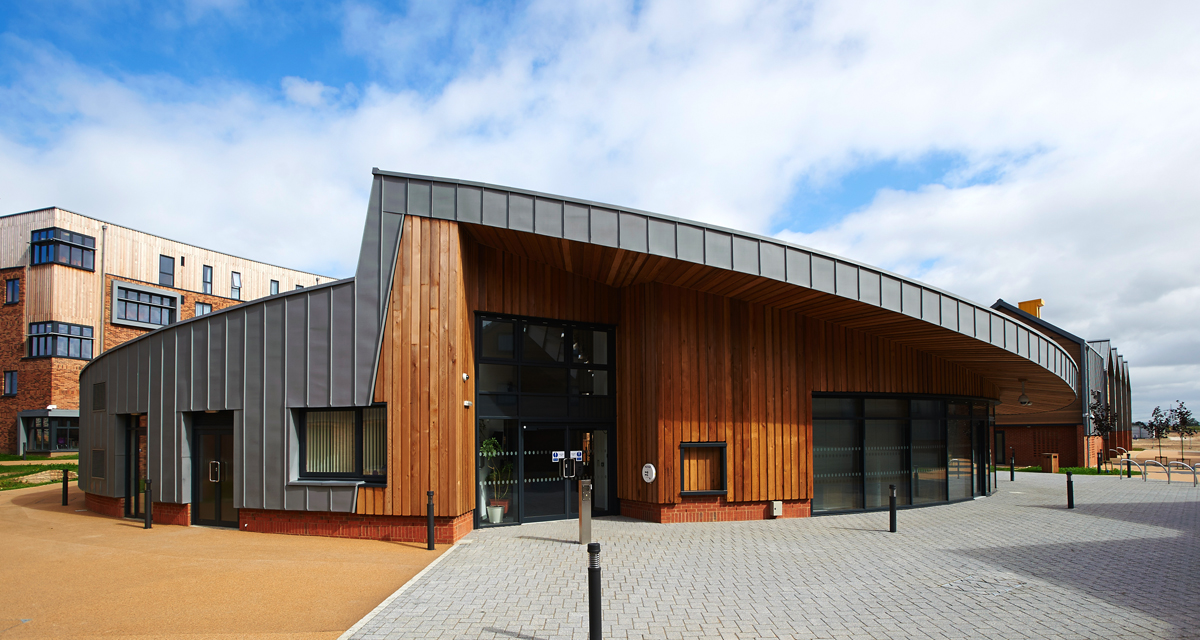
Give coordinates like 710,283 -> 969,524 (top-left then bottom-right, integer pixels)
588,542 -> 601,640
1066,471 -> 1074,509
1010,454 -> 1015,482
61,469 -> 69,506
888,484 -> 897,533
144,479 -> 153,529
1126,453 -> 1131,478
427,491 -> 435,551
1097,452 -> 1103,473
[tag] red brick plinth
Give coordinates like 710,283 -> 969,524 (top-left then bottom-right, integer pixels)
238,508 -> 474,544
622,496 -> 812,523
153,502 -> 191,526
84,492 -> 124,518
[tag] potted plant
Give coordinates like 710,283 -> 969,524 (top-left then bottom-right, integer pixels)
479,437 -> 513,522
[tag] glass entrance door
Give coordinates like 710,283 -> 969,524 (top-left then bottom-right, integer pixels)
520,425 -> 612,523
124,420 -> 147,519
194,431 -> 236,527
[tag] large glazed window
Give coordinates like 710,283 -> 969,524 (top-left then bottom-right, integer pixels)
112,282 -> 179,329
300,406 -> 387,481
28,322 -> 94,360
30,228 -> 95,271
26,417 -> 79,452
813,394 -> 992,513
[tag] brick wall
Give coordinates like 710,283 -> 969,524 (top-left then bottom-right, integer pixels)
997,424 -> 1103,468
621,496 -> 812,523
0,267 -> 27,452
85,492 -> 124,518
239,508 -> 474,544
152,502 -> 190,526
103,274 -> 244,351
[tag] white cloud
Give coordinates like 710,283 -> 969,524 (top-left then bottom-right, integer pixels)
1,0 -> 1198,418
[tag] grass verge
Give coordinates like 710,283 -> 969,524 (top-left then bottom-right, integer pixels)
0,463 -> 79,490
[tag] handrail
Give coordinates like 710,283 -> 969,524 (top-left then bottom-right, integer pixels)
1117,458 -> 1143,479
1168,461 -> 1197,487
1143,460 -> 1168,483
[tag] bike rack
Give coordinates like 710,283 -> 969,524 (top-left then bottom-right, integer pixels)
1143,460 -> 1169,483
1117,458 -> 1143,479
1116,447 -> 1129,455
1168,461 -> 1197,487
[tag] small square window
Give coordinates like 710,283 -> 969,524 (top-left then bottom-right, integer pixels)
195,302 -> 212,316
679,442 -> 727,496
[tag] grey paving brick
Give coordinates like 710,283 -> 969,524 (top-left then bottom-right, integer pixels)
349,474 -> 1199,639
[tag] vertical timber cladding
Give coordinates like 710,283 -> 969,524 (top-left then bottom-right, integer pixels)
624,281 -> 996,508
370,216 -> 622,519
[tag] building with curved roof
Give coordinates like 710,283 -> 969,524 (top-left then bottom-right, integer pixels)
77,169 -> 1089,539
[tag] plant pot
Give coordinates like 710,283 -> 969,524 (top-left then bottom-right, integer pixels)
488,497 -> 510,513
486,505 -> 504,523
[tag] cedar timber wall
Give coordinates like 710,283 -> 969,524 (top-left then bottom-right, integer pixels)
371,216 -> 999,520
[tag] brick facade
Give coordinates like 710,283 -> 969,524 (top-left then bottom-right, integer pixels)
995,424 -> 1108,469
0,267 -> 27,452
239,508 -> 474,544
621,496 -> 812,523
103,274 -> 244,351
85,492 -> 124,518
152,501 -> 191,526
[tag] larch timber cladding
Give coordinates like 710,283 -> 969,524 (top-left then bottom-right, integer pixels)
620,282 -> 997,507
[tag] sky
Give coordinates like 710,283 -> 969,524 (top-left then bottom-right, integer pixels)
1,0 -> 1197,421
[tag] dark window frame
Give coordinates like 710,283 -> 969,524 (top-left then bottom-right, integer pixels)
25,416 -> 80,452
4,278 -> 18,305
270,280 -> 279,295
202,265 -> 213,294
3,370 -> 16,396
30,227 -> 96,271
298,405 -> 387,483
111,281 -> 179,330
230,272 -> 242,300
28,321 -> 95,360
195,301 -> 213,316
679,442 -> 728,496
158,255 -> 175,287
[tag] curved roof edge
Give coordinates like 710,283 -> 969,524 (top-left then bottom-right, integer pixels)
374,168 -> 1079,395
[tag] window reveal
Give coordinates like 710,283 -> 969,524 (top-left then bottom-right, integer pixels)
300,406 -> 387,480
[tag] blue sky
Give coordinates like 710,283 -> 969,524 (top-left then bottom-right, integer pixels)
1,1 -> 1198,418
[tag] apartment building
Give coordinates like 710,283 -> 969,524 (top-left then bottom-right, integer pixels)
0,207 -> 331,455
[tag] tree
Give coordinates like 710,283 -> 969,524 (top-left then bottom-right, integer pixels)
1089,391 -> 1116,468
1169,400 -> 1195,461
1147,406 -> 1172,459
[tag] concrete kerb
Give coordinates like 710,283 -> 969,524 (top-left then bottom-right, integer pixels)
338,541 -> 465,640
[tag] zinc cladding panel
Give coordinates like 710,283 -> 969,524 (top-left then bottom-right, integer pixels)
381,176 -> 407,214
941,296 -> 958,331
785,249 -> 810,287
482,190 -> 508,227
536,199 -> 563,237
564,204 -> 589,242
901,282 -> 921,318
835,262 -> 858,299
137,339 -> 152,414
881,276 -> 901,311
209,317 -> 227,409
408,181 -> 431,216
732,236 -> 759,274
160,332 -> 181,502
191,324 -> 208,411
811,256 -> 835,294
226,307 -> 245,408
647,219 -> 676,257
308,287 -> 332,407
176,324 -> 192,411
456,186 -> 482,224
242,304 -> 265,507
677,225 -> 704,263
619,213 -> 648,252
1004,322 -> 1017,353
590,208 -> 619,247
147,334 -> 165,498
975,310 -> 990,341
432,183 -> 456,220
922,291 -> 941,324
704,230 -> 732,269
509,195 -> 534,232
759,243 -> 785,281
330,283 -> 356,406
380,212 -> 404,309
263,299 -> 287,510
286,297 -> 308,406
859,270 -> 881,306
991,315 -> 1005,348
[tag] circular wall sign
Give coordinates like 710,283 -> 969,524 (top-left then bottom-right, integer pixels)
641,463 -> 657,483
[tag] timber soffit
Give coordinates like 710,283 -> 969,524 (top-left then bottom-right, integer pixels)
374,168 -> 1079,395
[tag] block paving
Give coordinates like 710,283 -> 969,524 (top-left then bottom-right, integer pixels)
351,473 -> 1199,639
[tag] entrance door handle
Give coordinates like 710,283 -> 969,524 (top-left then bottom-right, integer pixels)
209,460 -> 220,483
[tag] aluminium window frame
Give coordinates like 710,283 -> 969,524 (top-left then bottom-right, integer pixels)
30,227 -> 96,272
158,255 -> 175,287
3,371 -> 16,396
297,405 -> 387,483
270,280 -> 279,295
195,301 -> 213,316
28,321 -> 95,360
678,441 -> 728,496
111,280 -> 180,330
230,272 -> 242,300
4,278 -> 18,304
202,265 -> 213,294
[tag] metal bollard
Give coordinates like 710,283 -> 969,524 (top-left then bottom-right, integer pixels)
427,491 -> 435,551
1010,454 -> 1015,482
1066,471 -> 1074,509
1126,453 -> 1131,478
62,469 -> 69,506
888,484 -> 897,533
580,479 -> 593,545
144,479 -> 153,529
587,542 -> 601,640
1098,452 -> 1103,473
